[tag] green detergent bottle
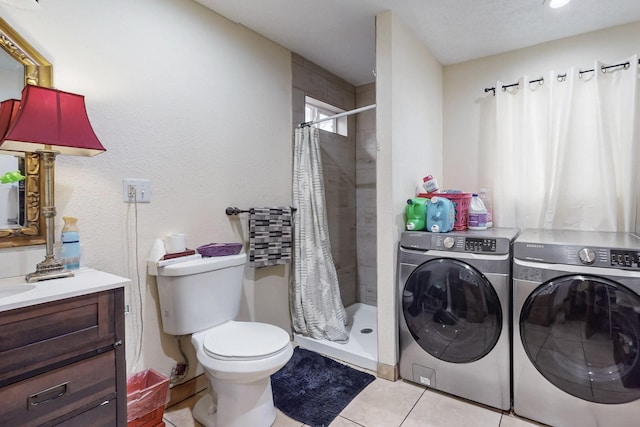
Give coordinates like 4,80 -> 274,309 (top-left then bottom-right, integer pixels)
405,198 -> 429,231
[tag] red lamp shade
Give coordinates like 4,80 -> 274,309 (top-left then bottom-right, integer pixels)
0,85 -> 106,157
0,99 -> 20,140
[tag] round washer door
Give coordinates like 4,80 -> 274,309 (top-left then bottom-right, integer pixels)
520,275 -> 640,404
402,258 -> 502,363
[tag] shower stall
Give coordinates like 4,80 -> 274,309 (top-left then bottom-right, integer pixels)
291,54 -> 378,371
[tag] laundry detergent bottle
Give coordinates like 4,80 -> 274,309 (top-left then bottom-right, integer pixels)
468,194 -> 488,230
478,188 -> 493,228
405,198 -> 428,231
426,196 -> 455,233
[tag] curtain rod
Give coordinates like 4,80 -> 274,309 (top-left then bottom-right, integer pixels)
483,59 -> 640,96
298,103 -> 376,128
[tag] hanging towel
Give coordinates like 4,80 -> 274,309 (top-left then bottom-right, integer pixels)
248,207 -> 293,268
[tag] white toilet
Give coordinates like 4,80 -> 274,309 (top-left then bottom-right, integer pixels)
155,253 -> 293,427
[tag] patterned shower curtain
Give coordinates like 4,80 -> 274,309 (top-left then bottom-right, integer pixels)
291,126 -> 349,342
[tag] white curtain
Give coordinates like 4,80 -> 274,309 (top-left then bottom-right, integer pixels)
483,55 -> 639,232
291,126 -> 348,342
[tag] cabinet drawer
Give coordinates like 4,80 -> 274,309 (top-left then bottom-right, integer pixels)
0,351 -> 116,426
0,290 -> 117,384
53,397 -> 117,427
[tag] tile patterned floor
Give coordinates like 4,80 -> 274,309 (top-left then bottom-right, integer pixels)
163,362 -> 545,427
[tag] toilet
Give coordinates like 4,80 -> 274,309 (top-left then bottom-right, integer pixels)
154,253 -> 293,427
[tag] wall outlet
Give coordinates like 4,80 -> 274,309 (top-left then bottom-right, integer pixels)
122,178 -> 151,203
170,362 -> 188,384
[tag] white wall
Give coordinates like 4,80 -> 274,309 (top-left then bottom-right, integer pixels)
376,11 -> 443,372
0,0 -> 292,381
443,21 -> 640,194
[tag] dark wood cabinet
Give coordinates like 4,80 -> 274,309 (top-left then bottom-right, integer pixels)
0,287 -> 126,426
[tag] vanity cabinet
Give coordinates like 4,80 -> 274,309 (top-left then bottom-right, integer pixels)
0,277 -> 126,426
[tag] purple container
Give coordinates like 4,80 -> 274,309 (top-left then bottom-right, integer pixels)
196,243 -> 243,257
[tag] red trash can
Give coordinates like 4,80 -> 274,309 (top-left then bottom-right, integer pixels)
126,369 -> 170,427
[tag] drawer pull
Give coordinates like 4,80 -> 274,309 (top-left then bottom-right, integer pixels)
28,382 -> 69,409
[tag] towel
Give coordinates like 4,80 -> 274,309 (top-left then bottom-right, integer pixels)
248,207 -> 293,268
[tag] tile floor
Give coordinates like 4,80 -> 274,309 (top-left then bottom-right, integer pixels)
163,361 -> 544,427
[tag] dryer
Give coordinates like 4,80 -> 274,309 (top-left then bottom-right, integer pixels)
513,229 -> 640,427
398,228 -> 519,411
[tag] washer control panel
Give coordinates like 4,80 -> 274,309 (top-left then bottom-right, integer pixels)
610,249 -> 640,269
400,230 -> 518,255
433,235 -> 499,253
565,246 -> 640,270
515,244 -> 640,271
464,238 -> 497,253
513,230 -> 640,271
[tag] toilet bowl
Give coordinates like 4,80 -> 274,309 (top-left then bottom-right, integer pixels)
152,253 -> 293,427
191,321 -> 293,427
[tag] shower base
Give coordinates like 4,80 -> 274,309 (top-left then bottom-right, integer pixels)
293,302 -> 377,371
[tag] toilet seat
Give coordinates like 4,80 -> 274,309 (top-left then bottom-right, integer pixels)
203,321 -> 290,361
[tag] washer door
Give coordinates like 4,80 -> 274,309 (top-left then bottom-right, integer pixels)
520,275 -> 640,404
402,258 -> 502,363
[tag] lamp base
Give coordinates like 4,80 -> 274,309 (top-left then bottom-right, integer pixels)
25,258 -> 74,283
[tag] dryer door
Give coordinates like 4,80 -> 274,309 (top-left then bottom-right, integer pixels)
402,258 -> 502,363
520,274 -> 640,404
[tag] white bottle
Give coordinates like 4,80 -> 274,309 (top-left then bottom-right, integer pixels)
478,188 -> 493,228
468,194 -> 487,230
422,175 -> 439,193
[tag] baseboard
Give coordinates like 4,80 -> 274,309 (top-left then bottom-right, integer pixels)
377,361 -> 398,381
166,374 -> 208,408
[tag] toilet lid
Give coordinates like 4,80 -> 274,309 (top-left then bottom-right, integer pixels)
203,321 -> 290,361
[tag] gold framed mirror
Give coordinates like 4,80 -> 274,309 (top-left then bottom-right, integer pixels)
0,16 -> 52,248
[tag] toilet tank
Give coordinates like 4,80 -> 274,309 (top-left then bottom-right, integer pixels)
155,253 -> 246,335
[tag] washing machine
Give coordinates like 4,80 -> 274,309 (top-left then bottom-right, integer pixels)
513,229 -> 640,427
398,228 -> 520,411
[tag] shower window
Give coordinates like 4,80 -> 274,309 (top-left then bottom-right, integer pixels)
305,96 -> 347,136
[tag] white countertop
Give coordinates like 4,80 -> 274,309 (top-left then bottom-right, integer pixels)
0,267 -> 130,312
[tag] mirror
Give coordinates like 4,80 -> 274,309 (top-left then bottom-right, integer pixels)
0,17 -> 52,248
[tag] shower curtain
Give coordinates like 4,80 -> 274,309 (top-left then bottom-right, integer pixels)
481,54 -> 639,232
291,126 -> 349,342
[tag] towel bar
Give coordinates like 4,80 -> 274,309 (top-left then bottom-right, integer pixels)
225,206 -> 296,216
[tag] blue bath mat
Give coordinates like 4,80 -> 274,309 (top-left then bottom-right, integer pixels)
271,347 -> 375,426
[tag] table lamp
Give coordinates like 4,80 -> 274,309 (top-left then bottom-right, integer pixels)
0,99 -> 20,155
0,85 -> 106,282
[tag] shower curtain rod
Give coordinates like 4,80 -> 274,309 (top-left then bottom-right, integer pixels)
298,103 -> 376,128
483,58 -> 640,95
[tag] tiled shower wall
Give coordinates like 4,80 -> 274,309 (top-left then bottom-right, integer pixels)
291,54 -> 378,307
355,83 -> 377,305
292,53 -> 358,307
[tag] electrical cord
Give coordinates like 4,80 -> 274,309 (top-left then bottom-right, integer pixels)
128,185 -> 188,381
170,335 -> 189,385
128,186 -> 144,372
